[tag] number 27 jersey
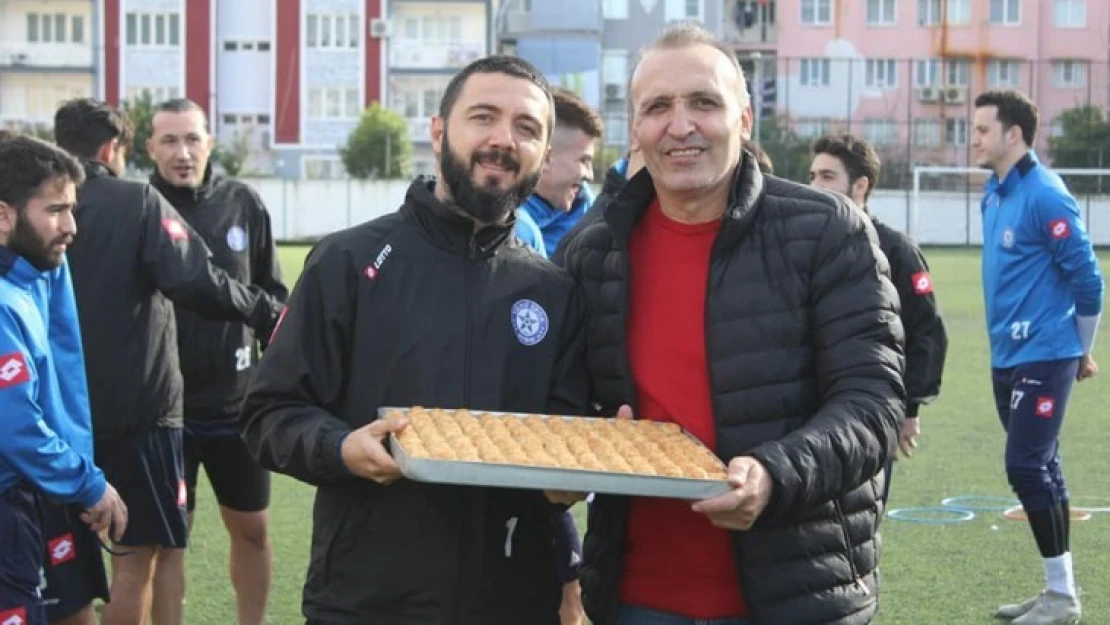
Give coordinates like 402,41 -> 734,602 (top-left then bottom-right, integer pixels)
981,151 -> 1104,369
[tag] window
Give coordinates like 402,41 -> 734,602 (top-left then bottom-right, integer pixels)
918,0 -> 968,25
605,113 -> 629,146
603,0 -> 628,19
945,118 -> 968,146
306,13 -> 359,49
990,0 -> 1020,25
864,59 -> 897,89
665,0 -> 702,21
1054,0 -> 1086,27
124,12 -> 181,47
913,118 -> 940,147
866,0 -> 895,25
945,59 -> 970,86
1053,60 -> 1087,88
915,58 -> 940,87
26,12 -> 85,43
602,50 -> 628,89
223,40 -> 271,52
800,58 -> 830,87
801,0 -> 832,25
988,60 -> 1021,87
864,120 -> 897,145
307,87 -> 361,119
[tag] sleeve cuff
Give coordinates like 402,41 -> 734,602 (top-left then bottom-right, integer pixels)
318,429 -> 354,481
77,473 -> 108,510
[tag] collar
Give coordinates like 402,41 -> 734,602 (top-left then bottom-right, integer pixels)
604,147 -> 765,255
0,246 -> 49,287
987,151 -> 1038,198
83,160 -> 116,181
521,187 -> 591,228
150,163 -> 216,208
400,176 -> 515,258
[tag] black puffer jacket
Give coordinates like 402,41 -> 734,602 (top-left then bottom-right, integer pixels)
561,152 -> 906,625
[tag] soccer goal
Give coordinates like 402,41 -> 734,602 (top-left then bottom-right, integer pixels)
911,165 -> 1110,246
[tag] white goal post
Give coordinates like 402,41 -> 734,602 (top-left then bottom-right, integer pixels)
911,165 -> 1110,244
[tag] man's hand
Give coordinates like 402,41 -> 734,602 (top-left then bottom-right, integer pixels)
691,457 -> 774,531
896,416 -> 920,460
544,491 -> 588,505
1078,354 -> 1099,381
340,417 -> 408,484
79,483 -> 128,543
559,580 -> 585,625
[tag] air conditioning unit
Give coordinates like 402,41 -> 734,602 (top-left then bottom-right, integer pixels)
604,83 -> 625,100
917,86 -> 939,102
944,86 -> 966,104
369,18 -> 392,38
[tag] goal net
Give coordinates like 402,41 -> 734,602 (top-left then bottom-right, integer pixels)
907,165 -> 1110,246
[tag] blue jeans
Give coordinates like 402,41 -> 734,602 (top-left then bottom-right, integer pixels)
615,604 -> 749,625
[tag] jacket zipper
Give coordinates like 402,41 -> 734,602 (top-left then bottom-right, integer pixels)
833,499 -> 870,596
463,234 -> 477,408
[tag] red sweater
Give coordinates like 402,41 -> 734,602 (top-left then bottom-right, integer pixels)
620,199 -> 747,618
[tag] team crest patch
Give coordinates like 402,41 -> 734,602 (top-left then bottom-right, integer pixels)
1035,397 -> 1055,419
1049,219 -> 1070,240
911,271 -> 933,295
1001,228 -> 1015,248
511,299 -> 549,347
226,226 -> 248,252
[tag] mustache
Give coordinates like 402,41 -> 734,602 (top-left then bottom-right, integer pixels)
471,149 -> 520,173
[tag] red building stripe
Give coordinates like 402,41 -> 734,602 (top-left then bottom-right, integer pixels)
274,0 -> 301,144
103,0 -> 120,106
364,0 -> 382,106
185,0 -> 212,110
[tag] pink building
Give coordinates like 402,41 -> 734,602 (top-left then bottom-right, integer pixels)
774,0 -> 1108,167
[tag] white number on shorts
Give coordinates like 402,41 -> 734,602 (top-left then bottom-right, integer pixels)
504,516 -> 519,558
234,346 -> 251,371
1011,390 -> 1025,410
1010,321 -> 1031,340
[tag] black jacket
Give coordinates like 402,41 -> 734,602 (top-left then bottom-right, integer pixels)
66,162 -> 283,439
239,178 -> 588,625
151,166 -> 288,426
869,216 -> 948,417
560,153 -> 906,625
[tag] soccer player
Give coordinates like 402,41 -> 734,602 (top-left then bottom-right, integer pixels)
809,134 -> 949,501
973,89 -> 1103,625
0,134 -> 128,625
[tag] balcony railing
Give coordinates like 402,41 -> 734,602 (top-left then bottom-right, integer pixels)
0,43 -> 93,69
390,39 -> 484,69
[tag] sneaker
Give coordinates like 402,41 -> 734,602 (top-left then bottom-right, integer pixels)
1011,590 -> 1081,624
997,593 -> 1041,620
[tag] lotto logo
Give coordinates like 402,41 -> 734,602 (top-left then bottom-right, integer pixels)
0,352 -> 30,389
1049,219 -> 1070,240
364,265 -> 377,281
0,607 -> 27,625
911,271 -> 933,295
49,534 -> 76,566
1035,397 -> 1055,418
161,218 -> 189,241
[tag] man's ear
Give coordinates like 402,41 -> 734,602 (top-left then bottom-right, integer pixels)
94,139 -> 117,165
0,201 -> 16,239
431,116 -> 444,159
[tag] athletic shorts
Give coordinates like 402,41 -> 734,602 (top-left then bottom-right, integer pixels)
94,427 -> 188,549
39,503 -> 110,621
184,424 -> 271,514
0,485 -> 46,625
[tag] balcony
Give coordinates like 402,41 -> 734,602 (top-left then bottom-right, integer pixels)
721,1 -> 777,50
390,39 -> 484,70
0,43 -> 93,70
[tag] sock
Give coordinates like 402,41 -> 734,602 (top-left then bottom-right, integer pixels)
1044,552 -> 1076,597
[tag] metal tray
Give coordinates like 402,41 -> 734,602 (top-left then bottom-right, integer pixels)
379,407 -> 732,501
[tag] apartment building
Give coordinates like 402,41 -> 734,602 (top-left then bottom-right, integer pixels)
385,0 -> 492,176
0,0 -> 97,131
775,0 -> 1108,165
498,0 -> 724,153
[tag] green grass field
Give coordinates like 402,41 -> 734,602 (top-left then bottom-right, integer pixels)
178,246 -> 1110,624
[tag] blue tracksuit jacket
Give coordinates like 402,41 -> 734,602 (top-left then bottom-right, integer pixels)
0,247 -> 105,507
981,151 -> 1105,368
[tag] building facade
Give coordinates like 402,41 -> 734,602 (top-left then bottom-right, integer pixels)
774,0 -> 1109,167
0,0 -> 98,132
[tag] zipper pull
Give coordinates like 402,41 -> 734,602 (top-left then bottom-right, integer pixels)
854,577 -> 870,596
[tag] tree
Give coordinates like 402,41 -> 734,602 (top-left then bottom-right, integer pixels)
340,104 -> 412,179
1049,105 -> 1110,193
212,128 -> 253,177
121,92 -> 156,172
753,117 -> 813,183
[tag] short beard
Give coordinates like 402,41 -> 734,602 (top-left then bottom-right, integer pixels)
439,131 -> 541,225
9,214 -> 62,271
